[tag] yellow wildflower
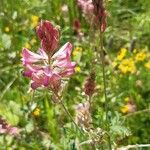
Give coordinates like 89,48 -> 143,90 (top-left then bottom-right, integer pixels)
133,49 -> 137,53
117,48 -> 127,61
31,15 -> 39,28
135,51 -> 146,62
121,105 -> 129,113
147,52 -> 150,58
144,62 -> 150,69
5,27 -> 10,32
124,97 -> 129,102
75,66 -> 81,72
112,61 -> 117,68
121,102 -> 136,114
30,38 -> 37,45
24,42 -> 31,49
73,47 -> 82,56
33,108 -> 40,117
118,58 -> 136,74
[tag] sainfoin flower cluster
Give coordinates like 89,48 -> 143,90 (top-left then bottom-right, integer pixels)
77,0 -> 107,32
77,0 -> 94,16
0,117 -> 19,136
75,102 -> 92,128
22,20 -> 76,91
92,0 -> 107,32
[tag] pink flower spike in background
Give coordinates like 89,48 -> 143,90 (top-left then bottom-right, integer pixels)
0,117 -> 20,136
77,0 -> 94,15
75,102 -> 92,128
92,0 -> 107,32
22,21 -> 76,91
73,19 -> 81,34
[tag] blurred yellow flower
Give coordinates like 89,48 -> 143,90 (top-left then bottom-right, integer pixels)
124,97 -> 129,102
73,47 -> 82,56
133,49 -> 137,53
33,108 -> 40,117
144,62 -> 150,69
117,48 -> 127,61
31,38 -> 37,45
135,51 -> 146,62
112,61 -> 117,68
147,52 -> 150,58
5,27 -> 10,32
121,102 -> 136,114
75,66 -> 81,72
121,105 -> 129,113
118,58 -> 136,74
31,15 -> 39,28
25,42 -> 31,49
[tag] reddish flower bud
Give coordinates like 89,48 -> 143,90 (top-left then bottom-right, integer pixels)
36,20 -> 59,54
77,0 -> 94,15
73,19 -> 81,34
84,72 -> 96,97
92,0 -> 107,32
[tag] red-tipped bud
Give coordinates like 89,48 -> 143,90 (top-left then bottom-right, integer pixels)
36,20 -> 59,54
73,19 -> 81,34
92,0 -> 107,32
84,72 -> 96,97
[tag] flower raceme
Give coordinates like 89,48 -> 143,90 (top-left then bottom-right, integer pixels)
77,0 -> 107,32
75,102 -> 92,128
77,0 -> 94,16
92,0 -> 107,32
0,117 -> 19,136
84,72 -> 96,97
22,21 -> 76,91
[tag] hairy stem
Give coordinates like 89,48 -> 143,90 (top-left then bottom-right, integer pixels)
53,91 -> 85,136
116,144 -> 150,150
124,108 -> 150,118
60,101 -> 86,136
99,30 -> 112,150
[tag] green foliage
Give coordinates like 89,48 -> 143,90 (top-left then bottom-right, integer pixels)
0,0 -> 150,149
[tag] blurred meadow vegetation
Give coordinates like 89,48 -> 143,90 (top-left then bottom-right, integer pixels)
0,0 -> 150,149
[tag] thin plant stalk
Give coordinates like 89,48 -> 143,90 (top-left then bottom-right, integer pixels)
52,90 -> 85,136
60,101 -> 82,132
87,95 -> 92,113
99,30 -> 112,150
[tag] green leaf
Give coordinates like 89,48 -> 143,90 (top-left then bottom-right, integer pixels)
2,34 -> 11,49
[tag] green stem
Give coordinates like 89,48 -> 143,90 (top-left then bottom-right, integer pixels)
124,109 -> 150,118
53,91 -> 85,136
60,101 -> 82,132
88,96 -> 92,114
4,135 -> 8,150
99,30 -> 112,150
99,31 -> 108,122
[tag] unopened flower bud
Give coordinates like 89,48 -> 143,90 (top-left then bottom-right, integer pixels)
73,19 -> 81,34
84,72 -> 96,97
92,0 -> 107,32
36,20 -> 59,54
